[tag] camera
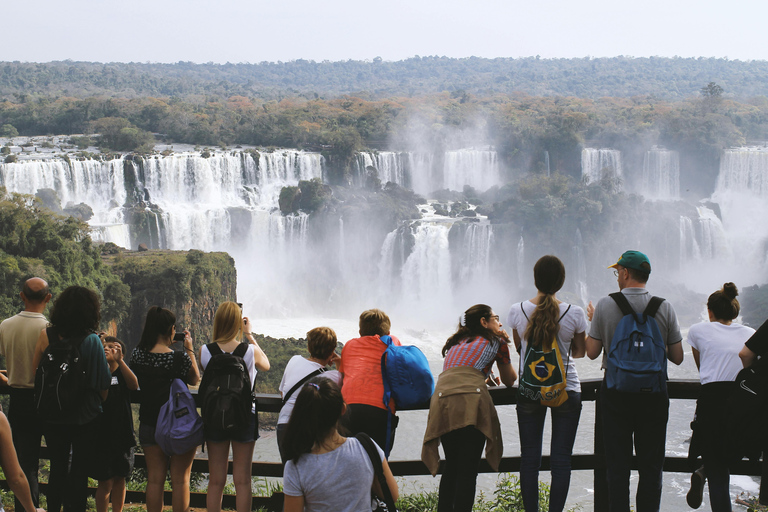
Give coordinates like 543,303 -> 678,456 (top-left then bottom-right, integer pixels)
173,332 -> 185,342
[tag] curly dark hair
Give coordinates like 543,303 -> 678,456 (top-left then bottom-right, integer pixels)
49,286 -> 101,337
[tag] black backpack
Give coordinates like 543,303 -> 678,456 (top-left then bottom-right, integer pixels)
199,343 -> 253,437
34,329 -> 88,422
726,355 -> 768,464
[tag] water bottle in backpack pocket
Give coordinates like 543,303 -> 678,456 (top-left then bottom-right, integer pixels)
605,293 -> 668,394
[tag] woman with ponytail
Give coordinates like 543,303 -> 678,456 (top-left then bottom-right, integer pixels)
422,304 -> 516,512
685,283 -> 754,511
506,255 -> 587,512
282,377 -> 398,512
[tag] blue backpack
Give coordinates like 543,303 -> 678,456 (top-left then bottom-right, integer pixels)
155,378 -> 204,456
380,335 -> 434,455
605,293 -> 667,394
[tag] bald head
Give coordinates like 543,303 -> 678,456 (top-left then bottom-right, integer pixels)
21,278 -> 51,312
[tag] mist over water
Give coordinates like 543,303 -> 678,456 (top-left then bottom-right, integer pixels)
2,140 -> 768,510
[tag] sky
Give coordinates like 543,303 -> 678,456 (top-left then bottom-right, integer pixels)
5,0 -> 768,64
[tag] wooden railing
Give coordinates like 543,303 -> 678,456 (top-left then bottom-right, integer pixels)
1,379 -> 765,511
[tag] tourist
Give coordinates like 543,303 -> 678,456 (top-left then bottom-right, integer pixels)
507,255 -> 588,512
586,250 -> 684,512
91,336 -> 139,512
31,286 -> 112,512
0,277 -> 50,511
422,304 -> 516,512
338,308 -> 401,456
283,377 -> 398,512
199,301 -> 269,512
130,306 -> 200,512
684,283 -> 755,510
277,326 -> 341,463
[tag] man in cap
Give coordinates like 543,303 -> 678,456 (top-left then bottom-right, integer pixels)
0,278 -> 51,511
586,251 -> 683,512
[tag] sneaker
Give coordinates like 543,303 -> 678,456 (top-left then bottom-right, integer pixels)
687,466 -> 706,509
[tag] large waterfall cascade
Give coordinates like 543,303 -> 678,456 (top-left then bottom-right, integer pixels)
581,148 -> 623,185
1,143 -> 764,319
707,146 -> 768,286
642,147 -> 680,200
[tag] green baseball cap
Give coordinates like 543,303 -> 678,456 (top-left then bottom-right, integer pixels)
608,250 -> 651,273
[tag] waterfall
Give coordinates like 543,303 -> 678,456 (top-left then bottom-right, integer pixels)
642,147 -> 680,200
517,235 -> 525,286
407,152 -> 435,196
354,152 -> 406,187
442,148 -> 501,192
0,150 -> 324,252
400,223 -> 452,304
581,148 -> 622,185
679,216 -> 701,266
709,147 -> 768,285
573,229 -> 588,306
455,223 -> 494,283
544,150 -> 550,177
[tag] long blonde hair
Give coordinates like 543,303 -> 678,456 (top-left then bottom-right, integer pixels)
212,301 -> 243,343
524,256 -> 566,350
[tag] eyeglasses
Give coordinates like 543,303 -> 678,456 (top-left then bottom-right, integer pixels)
613,269 -> 619,277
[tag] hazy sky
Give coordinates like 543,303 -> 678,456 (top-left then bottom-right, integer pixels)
6,0 -> 767,63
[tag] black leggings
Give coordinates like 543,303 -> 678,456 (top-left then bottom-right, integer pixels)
438,426 -> 487,512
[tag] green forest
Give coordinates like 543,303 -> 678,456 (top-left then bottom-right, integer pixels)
3,57 -> 768,100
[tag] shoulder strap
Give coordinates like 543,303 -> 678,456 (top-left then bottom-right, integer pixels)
232,343 -> 248,358
206,343 -> 223,356
521,302 -> 529,321
610,292 -> 638,319
281,367 -> 327,406
355,433 -> 397,512
643,296 -> 665,319
558,304 -> 571,323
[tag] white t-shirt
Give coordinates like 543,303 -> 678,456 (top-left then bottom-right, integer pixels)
278,355 -> 342,425
686,321 -> 755,384
201,343 -> 258,386
507,300 -> 588,393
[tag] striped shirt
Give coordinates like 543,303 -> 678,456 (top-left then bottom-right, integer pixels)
443,336 -> 511,377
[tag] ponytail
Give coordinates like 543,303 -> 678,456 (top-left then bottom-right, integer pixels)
283,377 -> 344,463
442,304 -> 500,357
524,255 -> 566,350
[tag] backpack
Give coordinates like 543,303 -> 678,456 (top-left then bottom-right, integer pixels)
34,330 -> 88,422
199,343 -> 253,437
380,336 -> 434,410
726,356 -> 768,464
379,335 -> 434,457
605,293 -> 667,393
517,304 -> 571,407
155,378 -> 204,456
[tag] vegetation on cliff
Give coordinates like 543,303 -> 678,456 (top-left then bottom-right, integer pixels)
0,188 -> 130,324
104,248 -> 237,353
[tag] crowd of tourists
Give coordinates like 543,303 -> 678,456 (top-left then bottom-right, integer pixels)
0,248 -> 766,512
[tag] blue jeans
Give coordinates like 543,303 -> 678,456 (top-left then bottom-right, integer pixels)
517,391 -> 582,512
600,381 -> 669,512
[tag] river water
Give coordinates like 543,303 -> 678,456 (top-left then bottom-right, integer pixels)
246,315 -> 760,512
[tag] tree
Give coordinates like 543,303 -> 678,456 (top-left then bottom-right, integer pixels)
0,124 -> 18,138
92,117 -> 154,152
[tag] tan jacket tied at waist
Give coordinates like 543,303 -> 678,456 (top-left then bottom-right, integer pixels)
421,365 -> 502,476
